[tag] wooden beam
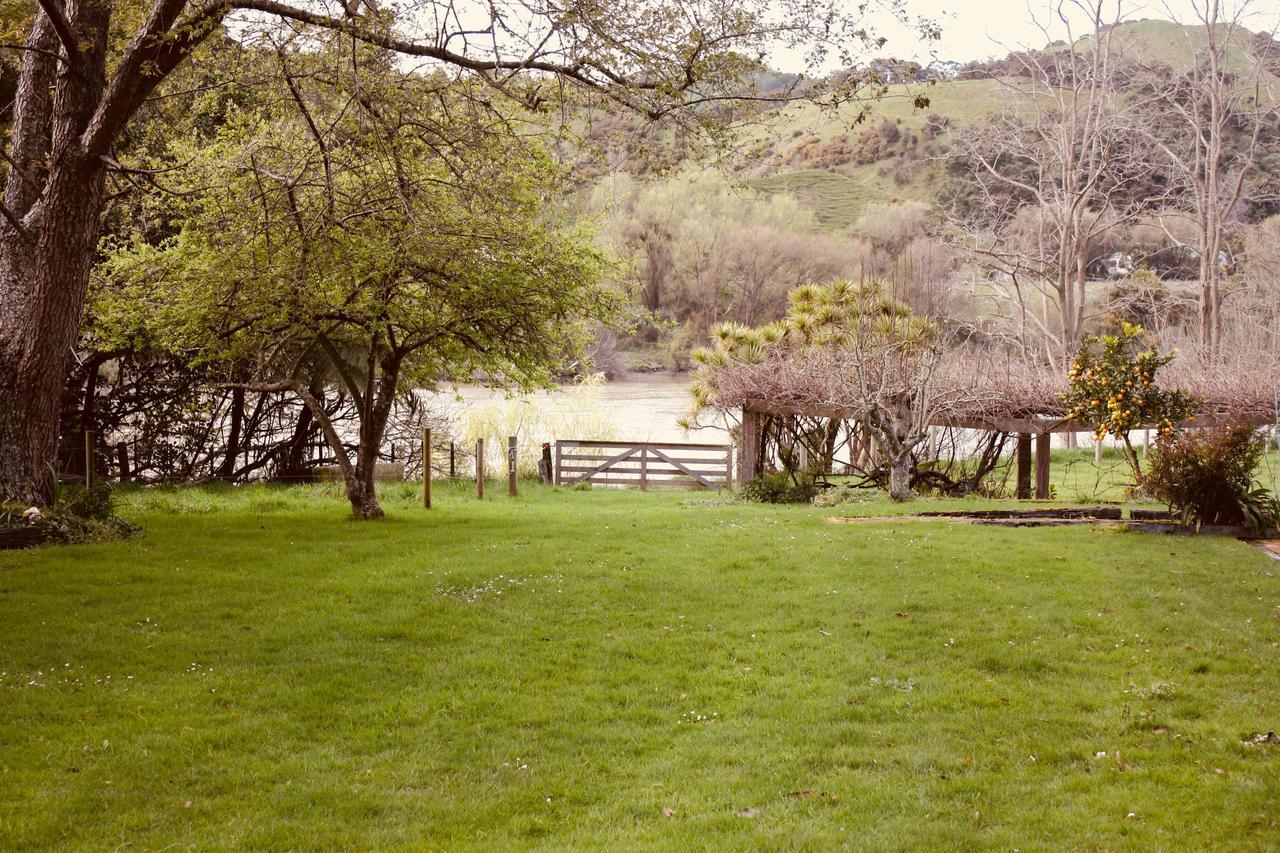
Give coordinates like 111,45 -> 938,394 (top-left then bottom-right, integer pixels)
562,446 -> 639,485
1035,432 -> 1051,500
739,408 -> 760,484
648,447 -> 719,489
1016,434 -> 1031,500
476,438 -> 484,500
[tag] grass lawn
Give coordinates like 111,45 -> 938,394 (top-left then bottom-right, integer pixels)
2,481 -> 1278,849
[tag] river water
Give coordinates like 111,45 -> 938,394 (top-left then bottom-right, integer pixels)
419,374 -> 720,446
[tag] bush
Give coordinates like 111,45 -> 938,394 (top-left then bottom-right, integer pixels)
740,471 -> 819,504
1061,324 -> 1198,481
1144,423 -> 1280,533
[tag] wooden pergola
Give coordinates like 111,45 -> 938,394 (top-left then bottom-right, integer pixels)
738,399 -> 1268,499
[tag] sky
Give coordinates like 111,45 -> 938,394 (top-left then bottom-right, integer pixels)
791,0 -> 1272,67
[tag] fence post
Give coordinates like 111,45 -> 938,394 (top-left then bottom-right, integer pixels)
423,427 -> 431,509
639,446 -> 648,491
742,408 -> 763,484
725,446 -> 733,491
449,442 -> 456,478
554,440 -> 562,485
1034,432 -> 1051,500
539,442 -> 552,484
1015,433 -> 1032,499
476,438 -> 484,499
508,436 -> 518,497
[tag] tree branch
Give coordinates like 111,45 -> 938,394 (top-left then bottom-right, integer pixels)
35,0 -> 81,69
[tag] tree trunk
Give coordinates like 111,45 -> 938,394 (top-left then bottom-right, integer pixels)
217,384 -> 245,480
888,453 -> 912,502
0,154 -> 109,503
344,462 -> 384,520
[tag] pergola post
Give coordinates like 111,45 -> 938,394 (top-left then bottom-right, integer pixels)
1035,432 -> 1051,500
1015,434 -> 1032,499
739,407 -> 760,484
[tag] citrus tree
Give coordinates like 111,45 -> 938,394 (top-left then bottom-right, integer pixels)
1061,324 -> 1198,481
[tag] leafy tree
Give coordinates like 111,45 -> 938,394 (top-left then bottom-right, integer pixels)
100,54 -> 616,518
1061,324 -> 1198,481
690,279 -> 940,501
0,0 -> 922,504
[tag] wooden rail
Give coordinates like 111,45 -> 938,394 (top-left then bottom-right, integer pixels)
555,439 -> 732,490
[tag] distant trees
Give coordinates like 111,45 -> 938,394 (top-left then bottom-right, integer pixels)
592,174 -> 856,343
945,2 -> 1280,362
1135,0 -> 1280,354
944,2 -> 1168,364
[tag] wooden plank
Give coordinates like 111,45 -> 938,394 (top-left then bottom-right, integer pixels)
556,439 -> 731,450
554,440 -> 562,485
739,408 -> 760,483
476,437 -> 484,500
559,458 -> 729,470
560,452 -> 731,465
1016,434 -> 1031,500
563,446 -> 640,485
573,477 -> 706,489
1035,432 -> 1051,500
647,447 -> 719,489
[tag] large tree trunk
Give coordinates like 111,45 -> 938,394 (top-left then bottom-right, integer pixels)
0,2 -> 110,504
344,462 -> 383,520
0,162 -> 108,503
887,453 -> 912,502
0,0 -> 218,504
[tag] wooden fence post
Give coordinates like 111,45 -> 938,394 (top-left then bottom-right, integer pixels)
423,427 -> 431,509
539,443 -> 552,484
639,446 -> 648,491
1035,432 -> 1051,500
508,436 -> 518,497
739,407 -> 760,484
554,440 -> 562,485
476,438 -> 484,499
1015,433 -> 1032,499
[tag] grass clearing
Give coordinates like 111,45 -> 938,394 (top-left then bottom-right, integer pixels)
2,481 -> 1278,848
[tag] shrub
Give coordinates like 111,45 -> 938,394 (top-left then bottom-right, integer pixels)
740,471 -> 819,504
1061,324 -> 1198,481
1144,423 -> 1280,532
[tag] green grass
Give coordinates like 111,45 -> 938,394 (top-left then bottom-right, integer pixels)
2,481 -> 1279,849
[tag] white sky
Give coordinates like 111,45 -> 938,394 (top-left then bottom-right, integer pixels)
777,0 -> 1275,68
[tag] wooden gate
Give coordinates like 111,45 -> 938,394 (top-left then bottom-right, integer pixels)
554,439 -> 733,490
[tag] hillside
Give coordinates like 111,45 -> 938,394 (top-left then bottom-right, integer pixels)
714,19 -> 1280,231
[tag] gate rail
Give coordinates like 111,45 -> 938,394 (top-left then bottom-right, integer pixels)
554,439 -> 732,490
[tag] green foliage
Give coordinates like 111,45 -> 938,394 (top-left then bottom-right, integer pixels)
740,471 -> 818,503
689,278 -> 933,417
1061,325 -> 1198,478
1145,423 -> 1280,533
96,53 -> 619,394
2,482 -> 138,545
